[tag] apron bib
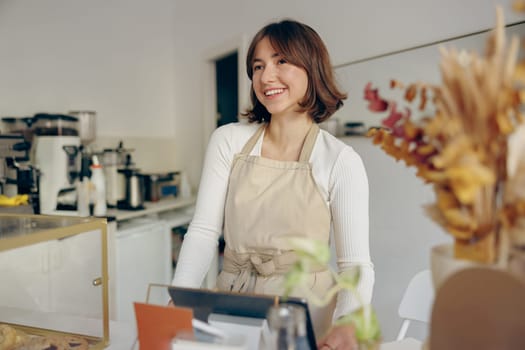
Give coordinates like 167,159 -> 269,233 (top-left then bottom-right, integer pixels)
217,123 -> 335,338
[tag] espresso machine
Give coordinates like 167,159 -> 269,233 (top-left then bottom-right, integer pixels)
0,134 -> 39,213
32,114 -> 81,214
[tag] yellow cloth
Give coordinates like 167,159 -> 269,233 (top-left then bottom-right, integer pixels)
0,194 -> 29,206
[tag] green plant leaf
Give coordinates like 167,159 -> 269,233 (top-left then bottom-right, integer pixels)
287,237 -> 330,265
282,236 -> 382,344
336,307 -> 381,343
336,267 -> 361,288
282,263 -> 307,299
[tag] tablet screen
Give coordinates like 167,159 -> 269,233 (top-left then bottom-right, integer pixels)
167,286 -> 316,349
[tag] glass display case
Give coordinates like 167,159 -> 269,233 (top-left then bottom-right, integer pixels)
0,214 -> 109,349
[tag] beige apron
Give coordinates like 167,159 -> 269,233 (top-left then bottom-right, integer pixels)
216,123 -> 335,338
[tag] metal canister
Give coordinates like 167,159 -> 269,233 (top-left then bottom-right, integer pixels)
68,110 -> 96,145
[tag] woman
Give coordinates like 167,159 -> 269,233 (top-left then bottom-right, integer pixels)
172,19 -> 374,350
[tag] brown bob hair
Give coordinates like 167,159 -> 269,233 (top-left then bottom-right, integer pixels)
243,19 -> 347,123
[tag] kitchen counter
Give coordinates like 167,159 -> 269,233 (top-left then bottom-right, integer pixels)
107,196 -> 196,223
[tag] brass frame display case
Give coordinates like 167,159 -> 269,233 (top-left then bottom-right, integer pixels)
0,213 -> 109,349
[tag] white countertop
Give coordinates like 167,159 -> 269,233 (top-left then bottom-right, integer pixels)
107,196 -> 196,222
108,328 -> 423,350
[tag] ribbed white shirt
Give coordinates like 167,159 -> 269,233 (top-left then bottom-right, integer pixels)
172,122 -> 374,321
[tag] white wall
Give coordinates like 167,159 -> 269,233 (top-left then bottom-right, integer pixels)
0,0 -> 177,133
1,0 -> 523,341
1,0 -> 521,183
343,137 -> 451,341
172,0 -> 522,183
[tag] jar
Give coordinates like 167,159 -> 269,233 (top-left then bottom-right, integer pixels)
33,113 -> 79,136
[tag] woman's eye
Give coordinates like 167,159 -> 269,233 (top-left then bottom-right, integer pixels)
253,65 -> 263,71
278,58 -> 287,65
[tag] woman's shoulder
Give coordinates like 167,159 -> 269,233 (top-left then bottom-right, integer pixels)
316,128 -> 358,156
209,121 -> 263,150
214,121 -> 261,137
315,128 -> 366,169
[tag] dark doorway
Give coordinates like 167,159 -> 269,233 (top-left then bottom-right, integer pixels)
215,52 -> 238,127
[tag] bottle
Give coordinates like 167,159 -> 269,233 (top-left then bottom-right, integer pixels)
266,304 -> 311,350
90,155 -> 107,217
179,172 -> 191,198
77,177 -> 90,217
293,305 -> 310,350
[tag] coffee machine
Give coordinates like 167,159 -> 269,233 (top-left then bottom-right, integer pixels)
0,134 -> 39,213
32,114 -> 81,214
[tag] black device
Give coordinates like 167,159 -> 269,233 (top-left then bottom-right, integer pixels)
168,286 -> 317,349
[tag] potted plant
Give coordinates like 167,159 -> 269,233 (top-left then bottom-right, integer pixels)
283,237 -> 381,349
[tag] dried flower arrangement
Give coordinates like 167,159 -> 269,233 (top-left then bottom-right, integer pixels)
364,6 -> 525,265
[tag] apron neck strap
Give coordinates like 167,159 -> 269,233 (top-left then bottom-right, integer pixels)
240,122 -> 319,161
298,123 -> 319,162
240,124 -> 266,155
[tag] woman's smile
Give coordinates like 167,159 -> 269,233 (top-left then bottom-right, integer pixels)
264,88 -> 286,97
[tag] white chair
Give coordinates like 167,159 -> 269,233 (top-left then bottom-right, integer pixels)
396,269 -> 434,340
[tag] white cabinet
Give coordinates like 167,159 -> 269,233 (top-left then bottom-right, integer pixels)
0,215 -> 109,346
49,230 -> 103,318
110,218 -> 171,322
106,197 -> 196,322
0,229 -> 103,319
106,196 -> 221,322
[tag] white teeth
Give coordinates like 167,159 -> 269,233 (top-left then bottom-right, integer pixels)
264,88 -> 284,96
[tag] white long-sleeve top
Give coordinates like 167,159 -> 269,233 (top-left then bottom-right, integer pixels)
172,122 -> 374,321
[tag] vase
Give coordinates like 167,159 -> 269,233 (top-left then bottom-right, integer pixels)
431,243 -> 525,291
430,244 -> 481,290
509,246 -> 525,282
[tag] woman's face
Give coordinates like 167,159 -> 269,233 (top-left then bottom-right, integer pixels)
251,37 -> 308,119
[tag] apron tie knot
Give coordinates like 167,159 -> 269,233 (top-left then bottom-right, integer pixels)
249,255 -> 276,276
222,247 -> 326,293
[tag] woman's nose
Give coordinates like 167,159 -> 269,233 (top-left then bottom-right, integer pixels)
260,64 -> 276,83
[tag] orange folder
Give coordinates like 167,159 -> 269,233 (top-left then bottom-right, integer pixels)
134,302 -> 194,350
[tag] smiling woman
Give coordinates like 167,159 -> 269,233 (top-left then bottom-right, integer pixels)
172,19 -> 374,350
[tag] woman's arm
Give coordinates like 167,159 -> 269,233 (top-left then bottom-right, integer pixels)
329,146 -> 375,320
171,126 -> 235,287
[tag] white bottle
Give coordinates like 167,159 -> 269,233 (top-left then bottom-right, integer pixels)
77,178 -> 90,217
91,155 -> 107,217
179,172 -> 191,198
